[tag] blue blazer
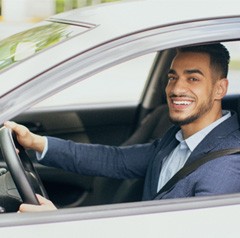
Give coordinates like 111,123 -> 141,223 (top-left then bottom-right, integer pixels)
41,112 -> 240,200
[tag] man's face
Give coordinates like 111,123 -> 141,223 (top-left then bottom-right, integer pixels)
165,51 -> 221,127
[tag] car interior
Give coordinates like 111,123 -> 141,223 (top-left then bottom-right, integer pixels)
0,41 -> 239,211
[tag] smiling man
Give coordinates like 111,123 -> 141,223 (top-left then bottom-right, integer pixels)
166,46 -> 228,138
5,43 -> 240,212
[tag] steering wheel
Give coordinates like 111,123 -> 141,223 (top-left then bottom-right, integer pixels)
0,127 -> 48,205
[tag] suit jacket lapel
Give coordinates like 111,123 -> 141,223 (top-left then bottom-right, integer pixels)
185,112 -> 240,165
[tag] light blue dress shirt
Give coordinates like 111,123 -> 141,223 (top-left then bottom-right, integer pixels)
157,110 -> 231,192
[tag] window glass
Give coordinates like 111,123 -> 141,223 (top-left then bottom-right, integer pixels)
0,22 -> 89,72
33,53 -> 156,108
224,42 -> 240,95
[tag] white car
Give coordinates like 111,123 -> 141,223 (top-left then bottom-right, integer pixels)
0,0 -> 240,237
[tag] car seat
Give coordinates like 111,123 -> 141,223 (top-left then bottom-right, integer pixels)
122,104 -> 172,145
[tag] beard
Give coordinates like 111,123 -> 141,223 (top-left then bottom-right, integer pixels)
170,112 -> 201,126
169,96 -> 214,126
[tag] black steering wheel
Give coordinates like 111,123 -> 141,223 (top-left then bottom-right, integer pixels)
0,127 -> 48,205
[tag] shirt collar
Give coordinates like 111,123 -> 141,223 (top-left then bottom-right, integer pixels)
175,110 -> 231,152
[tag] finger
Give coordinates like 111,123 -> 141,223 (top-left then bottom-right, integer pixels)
4,121 -> 28,137
18,203 -> 56,213
18,203 -> 45,213
4,121 -> 18,130
36,194 -> 54,206
18,200 -> 57,213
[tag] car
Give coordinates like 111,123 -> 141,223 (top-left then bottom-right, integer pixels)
0,0 -> 240,236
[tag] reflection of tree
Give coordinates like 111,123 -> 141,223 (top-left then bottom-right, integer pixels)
0,23 -> 70,71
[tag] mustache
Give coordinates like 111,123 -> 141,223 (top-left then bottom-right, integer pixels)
169,94 -> 195,99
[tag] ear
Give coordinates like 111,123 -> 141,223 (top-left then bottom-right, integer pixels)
215,78 -> 228,100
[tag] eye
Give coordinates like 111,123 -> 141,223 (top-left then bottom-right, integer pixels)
168,75 -> 177,81
189,77 -> 199,82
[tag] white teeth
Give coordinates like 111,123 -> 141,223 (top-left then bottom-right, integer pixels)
173,101 -> 191,105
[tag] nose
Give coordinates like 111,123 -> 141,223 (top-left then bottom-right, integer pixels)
167,78 -> 188,96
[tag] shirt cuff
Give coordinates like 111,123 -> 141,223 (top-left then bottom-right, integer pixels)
36,137 -> 48,161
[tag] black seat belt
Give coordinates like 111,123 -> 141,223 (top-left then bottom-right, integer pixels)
153,148 -> 240,199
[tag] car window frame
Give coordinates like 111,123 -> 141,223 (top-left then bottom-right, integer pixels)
1,193 -> 240,227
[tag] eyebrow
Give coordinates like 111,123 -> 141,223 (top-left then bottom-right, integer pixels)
168,69 -> 204,76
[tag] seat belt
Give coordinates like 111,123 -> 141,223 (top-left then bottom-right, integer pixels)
153,148 -> 240,199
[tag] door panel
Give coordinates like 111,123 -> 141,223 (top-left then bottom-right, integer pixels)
15,103 -> 138,145
9,103 -> 139,207
3,53 -> 157,207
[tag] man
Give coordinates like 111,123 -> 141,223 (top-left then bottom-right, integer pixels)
5,43 -> 240,212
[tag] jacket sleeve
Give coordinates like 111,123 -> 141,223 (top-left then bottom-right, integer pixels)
39,136 -> 160,179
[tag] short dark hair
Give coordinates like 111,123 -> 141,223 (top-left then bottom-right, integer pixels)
177,43 -> 230,79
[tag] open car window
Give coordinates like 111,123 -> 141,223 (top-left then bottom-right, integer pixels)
32,42 -> 240,110
224,42 -> 240,95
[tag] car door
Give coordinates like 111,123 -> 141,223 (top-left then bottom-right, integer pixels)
11,53 -> 157,207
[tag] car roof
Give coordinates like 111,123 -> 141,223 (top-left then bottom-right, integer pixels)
50,0 -> 240,37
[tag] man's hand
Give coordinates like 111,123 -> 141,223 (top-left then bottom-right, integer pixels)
3,122 -> 56,212
18,194 -> 57,212
4,121 -> 45,153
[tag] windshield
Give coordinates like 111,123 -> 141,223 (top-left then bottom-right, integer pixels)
0,21 -> 89,72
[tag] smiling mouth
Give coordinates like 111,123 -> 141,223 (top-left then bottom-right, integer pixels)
172,100 -> 192,105
169,96 -> 195,109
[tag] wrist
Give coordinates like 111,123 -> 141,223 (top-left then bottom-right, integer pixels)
31,134 -> 45,153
